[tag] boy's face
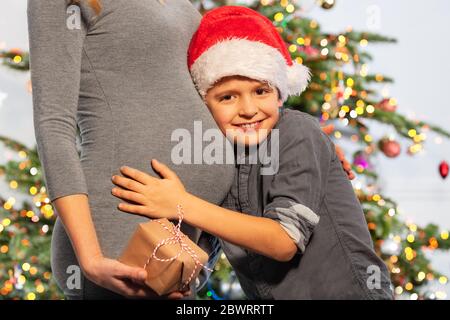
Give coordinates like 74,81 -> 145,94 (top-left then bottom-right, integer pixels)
204,76 -> 282,146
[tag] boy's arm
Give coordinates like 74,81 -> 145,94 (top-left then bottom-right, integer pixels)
112,162 -> 297,262
262,111 -> 334,253
180,192 -> 298,262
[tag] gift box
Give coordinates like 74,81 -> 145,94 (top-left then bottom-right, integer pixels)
118,217 -> 209,296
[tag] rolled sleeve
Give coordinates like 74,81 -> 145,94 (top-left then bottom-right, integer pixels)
264,199 -> 320,253
262,111 -> 334,253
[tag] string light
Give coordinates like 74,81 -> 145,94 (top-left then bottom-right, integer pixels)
322,102 -> 331,110
346,78 -> 354,87
438,276 -> 447,284
36,285 -> 45,294
405,282 -> 413,291
29,186 -> 37,195
360,64 -> 368,77
417,272 -> 426,281
274,12 -> 284,22
26,292 -> 36,300
309,20 -> 318,29
364,105 -> 374,114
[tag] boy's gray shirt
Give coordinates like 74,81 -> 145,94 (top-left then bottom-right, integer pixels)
217,108 -> 393,299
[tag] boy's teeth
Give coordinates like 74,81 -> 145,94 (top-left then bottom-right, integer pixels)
239,121 -> 259,128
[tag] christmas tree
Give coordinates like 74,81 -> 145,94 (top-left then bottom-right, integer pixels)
1,0 -> 450,300
191,0 -> 450,300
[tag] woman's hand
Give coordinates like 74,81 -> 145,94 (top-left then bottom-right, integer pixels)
111,159 -> 188,220
82,254 -> 190,299
321,124 -> 355,180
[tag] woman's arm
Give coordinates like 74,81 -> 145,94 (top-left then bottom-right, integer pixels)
52,195 -> 102,270
27,0 -> 100,270
112,160 -> 297,262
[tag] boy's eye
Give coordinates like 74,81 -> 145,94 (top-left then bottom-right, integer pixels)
219,95 -> 234,101
256,88 -> 271,95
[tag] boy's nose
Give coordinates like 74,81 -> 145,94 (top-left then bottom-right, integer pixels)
239,97 -> 258,118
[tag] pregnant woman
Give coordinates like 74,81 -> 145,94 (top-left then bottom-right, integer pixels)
27,0 -> 235,299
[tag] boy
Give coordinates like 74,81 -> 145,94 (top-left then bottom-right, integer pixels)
111,6 -> 393,299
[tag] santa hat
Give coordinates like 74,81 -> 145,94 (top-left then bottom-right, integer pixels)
187,6 -> 311,102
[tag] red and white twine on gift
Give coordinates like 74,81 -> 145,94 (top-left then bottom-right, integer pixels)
143,204 -> 213,290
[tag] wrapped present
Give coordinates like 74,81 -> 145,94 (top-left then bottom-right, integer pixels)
118,205 -> 210,296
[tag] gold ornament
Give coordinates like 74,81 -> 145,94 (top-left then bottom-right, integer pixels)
320,0 -> 336,10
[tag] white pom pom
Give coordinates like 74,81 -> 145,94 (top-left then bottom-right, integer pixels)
287,62 -> 311,96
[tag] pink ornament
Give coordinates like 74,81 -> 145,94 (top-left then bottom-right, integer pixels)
353,151 -> 371,170
376,98 -> 397,112
298,45 -> 320,57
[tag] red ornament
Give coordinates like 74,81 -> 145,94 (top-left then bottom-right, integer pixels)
379,138 -> 401,158
439,161 -> 449,179
376,98 -> 397,112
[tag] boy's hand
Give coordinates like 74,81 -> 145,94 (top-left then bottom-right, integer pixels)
321,124 -> 355,180
111,159 -> 188,220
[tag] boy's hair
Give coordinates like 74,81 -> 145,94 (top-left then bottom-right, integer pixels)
210,76 -> 282,101
188,6 -> 310,102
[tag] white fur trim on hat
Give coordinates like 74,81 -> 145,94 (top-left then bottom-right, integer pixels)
287,61 -> 311,95
190,38 -> 310,101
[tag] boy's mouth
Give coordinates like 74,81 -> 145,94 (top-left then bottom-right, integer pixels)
234,120 -> 263,133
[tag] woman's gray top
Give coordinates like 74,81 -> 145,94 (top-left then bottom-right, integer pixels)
27,0 -> 235,299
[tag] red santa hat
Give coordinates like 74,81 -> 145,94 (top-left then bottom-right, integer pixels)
187,6 -> 311,102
